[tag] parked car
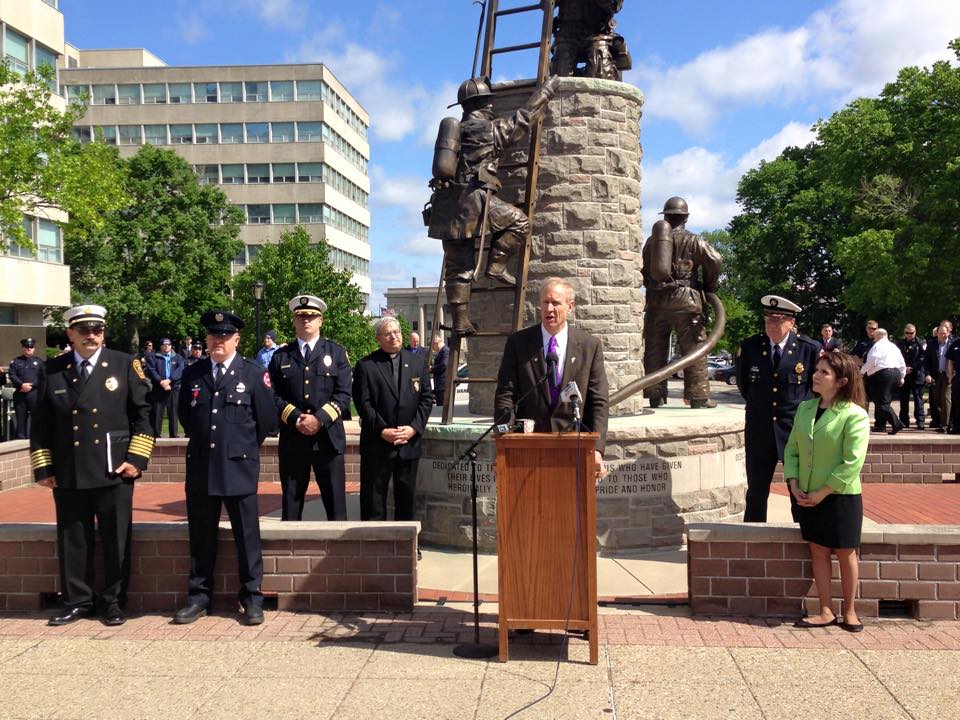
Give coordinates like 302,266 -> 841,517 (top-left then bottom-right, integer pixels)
714,364 -> 738,385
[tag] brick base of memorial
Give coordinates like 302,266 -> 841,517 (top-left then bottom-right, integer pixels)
688,523 -> 960,620
0,521 -> 419,614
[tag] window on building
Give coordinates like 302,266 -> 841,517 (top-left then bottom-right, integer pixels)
245,81 -> 267,102
246,205 -> 271,224
271,122 -> 294,142
4,28 -> 28,75
0,306 -> 15,324
298,163 -> 323,182
220,81 -> 243,103
273,163 -> 296,183
97,126 -> 117,145
168,83 -> 192,104
296,80 -> 321,100
66,85 -> 87,105
298,203 -> 324,223
220,123 -> 243,144
245,122 -> 268,143
273,204 -> 296,224
118,125 -> 142,146
35,45 -> 58,92
92,84 -> 117,105
221,164 -> 244,184
270,80 -> 294,101
117,84 -> 140,105
297,122 -> 322,141
5,218 -> 34,259
67,56 -> 78,68
247,244 -> 261,262
247,164 -> 270,183
170,124 -> 193,144
37,219 -> 62,263
196,165 -> 219,185
233,248 -> 247,266
144,124 -> 167,145
195,82 -> 217,103
73,126 -> 92,143
143,83 -> 167,103
195,124 -> 218,144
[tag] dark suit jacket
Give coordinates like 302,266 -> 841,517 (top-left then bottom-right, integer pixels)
145,352 -> 185,388
494,324 -> 609,452
179,356 -> 276,496
819,337 -> 842,353
352,348 -> 434,461
31,348 -> 153,489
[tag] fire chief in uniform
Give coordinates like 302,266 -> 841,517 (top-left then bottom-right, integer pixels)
737,295 -> 820,522
268,295 -> 352,521
31,304 -> 154,626
175,311 -> 276,625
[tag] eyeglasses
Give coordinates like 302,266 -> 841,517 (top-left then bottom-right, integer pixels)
905,331 -> 916,335
764,313 -> 792,321
75,324 -> 104,336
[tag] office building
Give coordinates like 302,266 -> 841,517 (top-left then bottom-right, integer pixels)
60,56 -> 372,303
0,0 -> 71,358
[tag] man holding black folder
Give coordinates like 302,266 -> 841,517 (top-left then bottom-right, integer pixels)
494,277 -> 609,476
30,304 -> 154,626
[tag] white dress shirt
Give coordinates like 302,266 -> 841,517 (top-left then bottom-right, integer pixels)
861,337 -> 906,382
73,346 -> 103,374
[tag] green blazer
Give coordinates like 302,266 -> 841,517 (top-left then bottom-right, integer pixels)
783,398 -> 870,495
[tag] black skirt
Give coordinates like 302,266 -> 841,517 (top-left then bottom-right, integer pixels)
797,493 -> 863,549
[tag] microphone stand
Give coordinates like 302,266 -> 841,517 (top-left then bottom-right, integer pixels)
452,371 -> 550,660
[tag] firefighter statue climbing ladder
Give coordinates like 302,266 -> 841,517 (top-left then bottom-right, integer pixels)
426,0 -> 556,424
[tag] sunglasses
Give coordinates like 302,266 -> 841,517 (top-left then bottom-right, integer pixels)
74,324 -> 104,336
764,313 -> 792,321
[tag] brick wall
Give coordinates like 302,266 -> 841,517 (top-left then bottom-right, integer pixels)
688,523 -> 960,620
771,437 -> 960,485
0,424 -> 362,488
0,521 -> 418,614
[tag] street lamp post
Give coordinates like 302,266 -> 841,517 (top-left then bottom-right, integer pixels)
251,280 -> 265,345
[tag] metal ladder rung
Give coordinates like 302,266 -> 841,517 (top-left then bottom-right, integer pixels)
495,3 -> 544,17
491,42 -> 541,56
470,285 -> 517,293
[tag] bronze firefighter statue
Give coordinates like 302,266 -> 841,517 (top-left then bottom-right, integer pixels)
424,76 -> 558,335
551,0 -> 632,80
642,197 -> 723,409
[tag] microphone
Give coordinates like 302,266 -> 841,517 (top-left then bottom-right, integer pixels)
560,381 -> 583,424
545,350 -> 559,391
495,421 -> 525,434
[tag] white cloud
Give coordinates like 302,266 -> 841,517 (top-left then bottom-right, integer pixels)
399,233 -> 444,259
642,121 -> 818,233
176,12 -> 208,45
370,166 -> 430,208
242,0 -> 306,31
632,0 -> 960,135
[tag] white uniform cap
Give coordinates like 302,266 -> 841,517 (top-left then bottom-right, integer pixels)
64,304 -> 107,326
288,295 -> 327,315
760,295 -> 802,316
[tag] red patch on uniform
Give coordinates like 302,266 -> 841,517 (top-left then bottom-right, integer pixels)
263,371 -> 272,388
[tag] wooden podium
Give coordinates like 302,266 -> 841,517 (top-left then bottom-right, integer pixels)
495,432 -> 599,664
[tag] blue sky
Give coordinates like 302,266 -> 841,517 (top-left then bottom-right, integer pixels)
61,0 -> 960,310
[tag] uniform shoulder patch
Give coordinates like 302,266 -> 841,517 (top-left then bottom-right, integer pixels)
132,358 -> 146,380
263,370 -> 272,388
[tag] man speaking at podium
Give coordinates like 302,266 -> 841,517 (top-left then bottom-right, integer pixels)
494,277 -> 609,477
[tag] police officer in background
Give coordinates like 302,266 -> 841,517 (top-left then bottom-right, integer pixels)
268,295 -> 352,521
897,324 -> 926,430
31,305 -> 154,626
737,295 -> 820,522
175,311 -> 275,626
9,338 -> 44,439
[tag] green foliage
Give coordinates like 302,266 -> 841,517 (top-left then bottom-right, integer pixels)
0,64 -> 127,250
393,314 -> 412,348
726,37 -> 960,340
231,226 -> 375,361
64,145 -> 244,352
702,229 -> 759,352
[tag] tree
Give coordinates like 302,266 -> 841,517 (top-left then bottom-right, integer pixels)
701,230 -> 757,352
725,38 -> 960,339
231,226 -> 375,362
64,145 -> 244,351
0,64 -> 126,251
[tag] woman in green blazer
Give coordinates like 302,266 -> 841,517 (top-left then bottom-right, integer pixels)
783,351 -> 870,632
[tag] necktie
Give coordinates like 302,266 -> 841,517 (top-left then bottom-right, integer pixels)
547,335 -> 560,405
772,344 -> 781,370
303,343 -> 312,364
214,362 -> 225,386
78,360 -> 90,384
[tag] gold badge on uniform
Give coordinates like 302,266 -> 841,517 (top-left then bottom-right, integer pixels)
235,382 -> 246,393
105,376 -> 119,391
795,362 -> 805,375
323,354 -> 332,367
214,312 -> 224,322
132,359 -> 146,380
412,378 -> 420,392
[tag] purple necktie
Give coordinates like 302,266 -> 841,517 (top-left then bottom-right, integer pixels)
548,335 -> 560,406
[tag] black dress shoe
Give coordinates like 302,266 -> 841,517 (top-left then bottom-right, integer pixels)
48,606 -> 95,626
174,604 -> 208,624
103,606 -> 126,626
243,604 -> 264,626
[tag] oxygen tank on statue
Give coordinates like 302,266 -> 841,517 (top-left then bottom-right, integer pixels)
431,117 -> 461,181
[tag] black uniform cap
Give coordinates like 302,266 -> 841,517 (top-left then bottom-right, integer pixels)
20,338 -> 36,348
200,310 -> 244,335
